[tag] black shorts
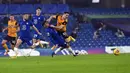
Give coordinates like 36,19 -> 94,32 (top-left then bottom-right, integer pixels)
4,35 -> 17,45
58,31 -> 68,39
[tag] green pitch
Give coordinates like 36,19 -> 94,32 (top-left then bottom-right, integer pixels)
0,54 -> 130,73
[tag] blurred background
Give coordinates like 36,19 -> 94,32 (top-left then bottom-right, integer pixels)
0,0 -> 130,55
0,0 -> 130,8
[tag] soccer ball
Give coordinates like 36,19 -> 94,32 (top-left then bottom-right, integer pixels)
113,48 -> 120,55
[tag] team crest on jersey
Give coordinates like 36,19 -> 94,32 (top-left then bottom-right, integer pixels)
34,19 -> 38,24
26,22 -> 28,25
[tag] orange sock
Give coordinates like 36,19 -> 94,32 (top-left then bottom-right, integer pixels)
69,36 -> 76,42
66,36 -> 76,42
2,44 -> 9,51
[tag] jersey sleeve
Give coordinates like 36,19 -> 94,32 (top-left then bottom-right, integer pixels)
30,21 -> 33,26
32,16 -> 34,22
56,14 -> 60,20
41,16 -> 45,21
18,21 -> 21,26
15,21 -> 19,26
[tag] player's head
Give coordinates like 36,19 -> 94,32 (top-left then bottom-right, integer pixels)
117,29 -> 121,32
62,12 -> 69,19
36,7 -> 42,15
9,15 -> 15,21
23,14 -> 29,20
43,21 -> 49,28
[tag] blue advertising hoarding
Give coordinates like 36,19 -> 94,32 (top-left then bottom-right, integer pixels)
0,47 -> 106,57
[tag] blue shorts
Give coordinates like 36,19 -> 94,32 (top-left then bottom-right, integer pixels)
46,28 -> 67,48
19,36 -> 33,46
33,33 -> 42,40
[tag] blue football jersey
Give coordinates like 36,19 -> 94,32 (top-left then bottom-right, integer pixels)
32,14 -> 45,32
19,20 -> 33,38
45,27 -> 67,48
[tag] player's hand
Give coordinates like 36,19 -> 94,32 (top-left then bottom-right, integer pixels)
58,25 -> 64,29
63,32 -> 68,36
50,25 -> 55,28
2,29 -> 5,32
38,32 -> 42,35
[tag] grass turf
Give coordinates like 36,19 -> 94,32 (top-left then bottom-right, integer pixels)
0,54 -> 130,73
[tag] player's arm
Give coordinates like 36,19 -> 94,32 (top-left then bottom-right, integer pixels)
32,25 -> 41,35
121,31 -> 125,37
16,24 -> 20,32
50,25 -> 64,29
2,27 -> 8,32
46,15 -> 57,22
16,22 -> 20,32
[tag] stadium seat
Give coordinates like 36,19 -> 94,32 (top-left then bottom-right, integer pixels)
42,4 -> 57,14
20,4 -> 34,13
0,4 -> 8,14
9,4 -> 21,14
57,4 -> 69,13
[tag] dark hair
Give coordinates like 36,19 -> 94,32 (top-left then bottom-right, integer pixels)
37,7 -> 41,10
10,14 -> 14,16
42,21 -> 49,26
64,12 -> 69,14
23,13 -> 28,14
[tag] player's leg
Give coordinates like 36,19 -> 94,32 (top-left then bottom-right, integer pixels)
33,34 -> 43,48
52,31 -> 77,57
1,35 -> 11,55
14,39 -> 22,49
51,45 -> 57,50
56,37 -> 77,56
46,30 -> 62,56
33,39 -> 49,48
37,39 -> 43,48
51,33 -> 67,57
10,37 -> 17,50
52,46 -> 64,57
66,46 -> 78,56
60,32 -> 77,56
54,46 -> 62,54
14,38 -> 23,57
52,46 -> 78,57
36,35 -> 49,48
63,41 -> 78,56
10,44 -> 15,50
39,40 -> 49,47
26,38 -> 35,56
59,32 -> 76,42
1,40 -> 9,55
33,38 -> 39,47
66,36 -> 76,42
33,38 -> 36,45
48,34 -> 58,50
33,34 -> 39,46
